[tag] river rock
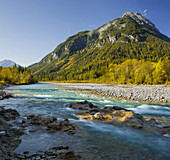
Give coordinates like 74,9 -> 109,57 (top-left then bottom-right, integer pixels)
47,119 -> 76,134
25,114 -> 77,134
69,101 -> 170,136
67,100 -> 100,111
47,121 -> 63,130
157,126 -> 170,135
0,90 -> 13,100
146,118 -> 158,126
27,115 -> 57,126
29,115 -> 44,125
101,105 -> 129,113
4,93 -> 13,98
81,110 -> 144,128
76,111 -> 90,115
0,106 -> 20,121
14,145 -> 81,160
0,107 -> 23,160
0,107 -> 78,159
71,101 -> 144,128
0,90 -> 6,97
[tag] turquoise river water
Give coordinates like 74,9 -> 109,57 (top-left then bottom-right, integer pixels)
1,83 -> 170,160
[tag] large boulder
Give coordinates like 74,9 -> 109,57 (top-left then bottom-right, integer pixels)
80,110 -> 144,128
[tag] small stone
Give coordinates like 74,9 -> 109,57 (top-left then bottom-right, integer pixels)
23,151 -> 29,155
66,130 -> 75,135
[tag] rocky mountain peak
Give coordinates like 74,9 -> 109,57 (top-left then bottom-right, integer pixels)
122,12 -> 159,32
122,12 -> 134,17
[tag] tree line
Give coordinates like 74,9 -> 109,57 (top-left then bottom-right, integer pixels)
38,58 -> 170,85
109,58 -> 170,84
0,65 -> 37,84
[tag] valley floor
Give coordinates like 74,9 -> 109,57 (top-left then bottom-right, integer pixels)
55,83 -> 170,103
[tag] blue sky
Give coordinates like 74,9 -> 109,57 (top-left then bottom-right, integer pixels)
0,0 -> 169,66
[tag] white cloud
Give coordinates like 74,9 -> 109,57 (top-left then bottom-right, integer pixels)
89,25 -> 96,28
142,10 -> 148,16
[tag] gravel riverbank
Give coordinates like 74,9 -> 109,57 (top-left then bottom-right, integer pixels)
56,83 -> 170,103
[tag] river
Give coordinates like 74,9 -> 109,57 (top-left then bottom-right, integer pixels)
1,83 -> 170,160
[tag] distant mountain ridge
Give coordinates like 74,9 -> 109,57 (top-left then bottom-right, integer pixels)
0,60 -> 19,67
29,12 -> 170,82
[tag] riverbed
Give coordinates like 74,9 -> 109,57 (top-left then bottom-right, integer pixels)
1,83 -> 170,160
55,83 -> 170,103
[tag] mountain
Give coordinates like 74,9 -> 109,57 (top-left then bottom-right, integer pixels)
30,12 -> 170,83
0,60 -> 19,67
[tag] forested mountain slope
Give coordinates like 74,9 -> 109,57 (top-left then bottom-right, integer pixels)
29,12 -> 170,84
